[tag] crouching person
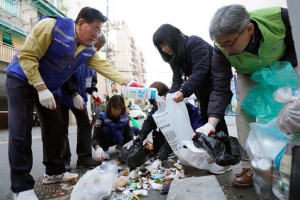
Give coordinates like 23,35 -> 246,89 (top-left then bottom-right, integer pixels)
133,81 -> 203,160
92,95 -> 136,160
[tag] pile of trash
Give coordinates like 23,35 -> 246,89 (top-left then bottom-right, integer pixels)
111,159 -> 185,200
70,156 -> 187,200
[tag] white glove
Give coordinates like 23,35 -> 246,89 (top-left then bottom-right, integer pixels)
95,147 -> 104,161
73,94 -> 85,110
38,89 -> 56,110
195,123 -> 216,136
92,92 -> 102,105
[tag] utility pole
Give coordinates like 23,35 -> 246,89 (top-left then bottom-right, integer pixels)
105,0 -> 110,95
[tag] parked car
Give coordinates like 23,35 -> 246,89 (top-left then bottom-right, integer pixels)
129,104 -> 147,119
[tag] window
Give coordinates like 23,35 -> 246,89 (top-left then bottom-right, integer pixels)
3,0 -> 17,15
2,33 -> 13,46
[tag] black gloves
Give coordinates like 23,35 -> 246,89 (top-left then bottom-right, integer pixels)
133,135 -> 144,145
158,144 -> 173,160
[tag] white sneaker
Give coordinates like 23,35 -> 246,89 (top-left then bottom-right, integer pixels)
43,172 -> 79,184
14,189 -> 38,200
207,162 -> 232,175
104,150 -> 110,160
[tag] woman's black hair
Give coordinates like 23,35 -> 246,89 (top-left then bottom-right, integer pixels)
153,24 -> 186,64
106,95 -> 126,117
75,7 -> 107,24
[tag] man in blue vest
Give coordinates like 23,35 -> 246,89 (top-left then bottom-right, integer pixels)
6,7 -> 142,200
59,34 -> 106,172
196,4 -> 298,188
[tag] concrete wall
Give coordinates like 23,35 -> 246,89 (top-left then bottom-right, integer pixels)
286,0 -> 300,65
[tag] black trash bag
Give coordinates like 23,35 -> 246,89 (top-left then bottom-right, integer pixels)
118,143 -> 151,169
193,131 -> 246,166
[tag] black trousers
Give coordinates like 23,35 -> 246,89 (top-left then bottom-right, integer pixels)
97,126 -> 134,151
61,103 -> 93,162
6,75 -> 65,193
152,130 -> 171,154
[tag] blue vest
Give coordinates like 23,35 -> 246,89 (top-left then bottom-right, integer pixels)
6,16 -> 96,93
59,64 -> 96,108
185,101 -> 203,131
100,112 -> 129,145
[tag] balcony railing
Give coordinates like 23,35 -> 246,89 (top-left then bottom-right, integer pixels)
0,42 -> 17,63
0,0 -> 18,16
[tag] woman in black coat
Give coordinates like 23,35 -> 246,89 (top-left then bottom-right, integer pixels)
153,24 -> 230,136
153,24 -> 233,174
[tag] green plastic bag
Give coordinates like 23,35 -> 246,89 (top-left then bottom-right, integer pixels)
242,61 -> 298,122
130,117 -> 141,127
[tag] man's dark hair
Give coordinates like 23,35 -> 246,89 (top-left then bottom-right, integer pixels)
111,82 -> 117,87
75,7 -> 107,24
149,81 -> 169,96
153,24 -> 186,64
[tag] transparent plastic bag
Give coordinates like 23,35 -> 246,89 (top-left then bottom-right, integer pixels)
277,100 -> 300,139
246,119 -> 288,171
71,161 -> 118,200
152,93 -> 209,169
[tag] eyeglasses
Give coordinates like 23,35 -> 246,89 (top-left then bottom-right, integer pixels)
85,21 -> 102,37
216,27 -> 246,49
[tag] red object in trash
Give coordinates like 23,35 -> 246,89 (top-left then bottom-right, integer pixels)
57,191 -> 64,196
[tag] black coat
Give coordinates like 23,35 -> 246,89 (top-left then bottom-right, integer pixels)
168,35 -> 214,100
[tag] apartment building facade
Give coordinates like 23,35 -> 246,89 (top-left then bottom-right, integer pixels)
0,0 -> 67,128
97,20 -> 147,106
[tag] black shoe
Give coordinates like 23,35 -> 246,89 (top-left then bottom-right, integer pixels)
76,158 -> 101,169
64,161 -> 71,172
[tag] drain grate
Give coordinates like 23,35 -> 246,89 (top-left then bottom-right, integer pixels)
34,169 -> 86,200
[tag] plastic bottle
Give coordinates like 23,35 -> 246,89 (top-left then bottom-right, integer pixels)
123,87 -> 157,100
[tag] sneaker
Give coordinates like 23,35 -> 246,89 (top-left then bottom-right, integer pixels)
14,189 -> 38,200
43,172 -> 79,184
76,158 -> 101,169
115,144 -> 123,152
168,152 -> 176,159
104,150 -> 110,160
207,162 -> 232,175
